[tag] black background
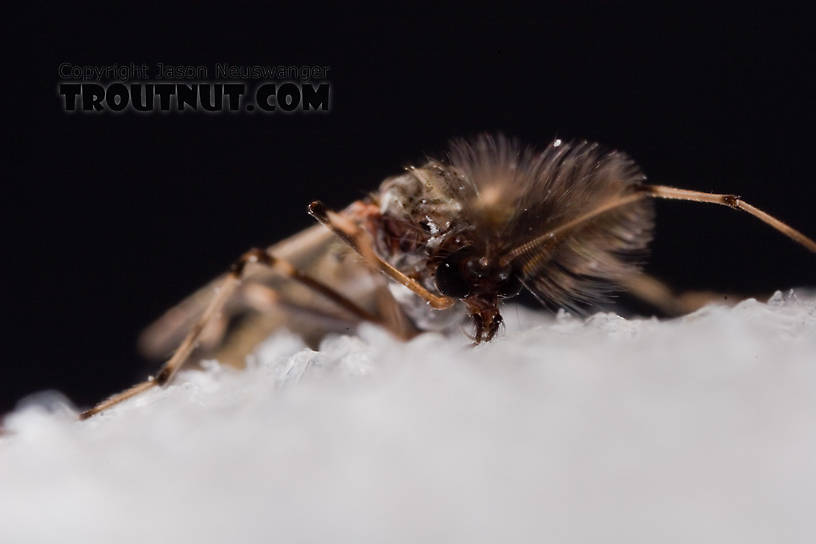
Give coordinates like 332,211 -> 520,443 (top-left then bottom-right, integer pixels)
6,5 -> 815,414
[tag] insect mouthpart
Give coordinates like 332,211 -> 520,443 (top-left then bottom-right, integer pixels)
466,300 -> 503,344
434,247 -> 519,343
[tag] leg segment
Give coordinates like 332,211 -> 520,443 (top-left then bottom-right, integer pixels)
80,249 -> 383,419
620,272 -> 750,316
643,185 -> 816,252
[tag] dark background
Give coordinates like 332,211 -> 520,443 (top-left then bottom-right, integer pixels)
6,6 -> 815,414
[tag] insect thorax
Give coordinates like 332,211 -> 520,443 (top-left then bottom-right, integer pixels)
352,162 -> 469,331
372,162 -> 467,276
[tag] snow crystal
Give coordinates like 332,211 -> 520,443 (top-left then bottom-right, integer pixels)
2,292 -> 815,543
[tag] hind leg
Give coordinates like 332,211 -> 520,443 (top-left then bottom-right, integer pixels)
620,272 -> 758,316
79,249 -> 390,419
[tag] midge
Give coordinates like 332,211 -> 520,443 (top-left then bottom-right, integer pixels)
80,135 -> 816,419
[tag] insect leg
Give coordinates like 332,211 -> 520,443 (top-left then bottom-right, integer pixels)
308,201 -> 456,310
620,272 -> 753,315
643,185 -> 816,252
212,283 -> 386,367
79,248 -> 384,420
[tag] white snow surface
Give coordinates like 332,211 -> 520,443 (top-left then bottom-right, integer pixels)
2,291 -> 816,543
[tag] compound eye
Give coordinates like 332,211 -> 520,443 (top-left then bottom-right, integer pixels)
435,250 -> 472,298
497,270 -> 522,298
